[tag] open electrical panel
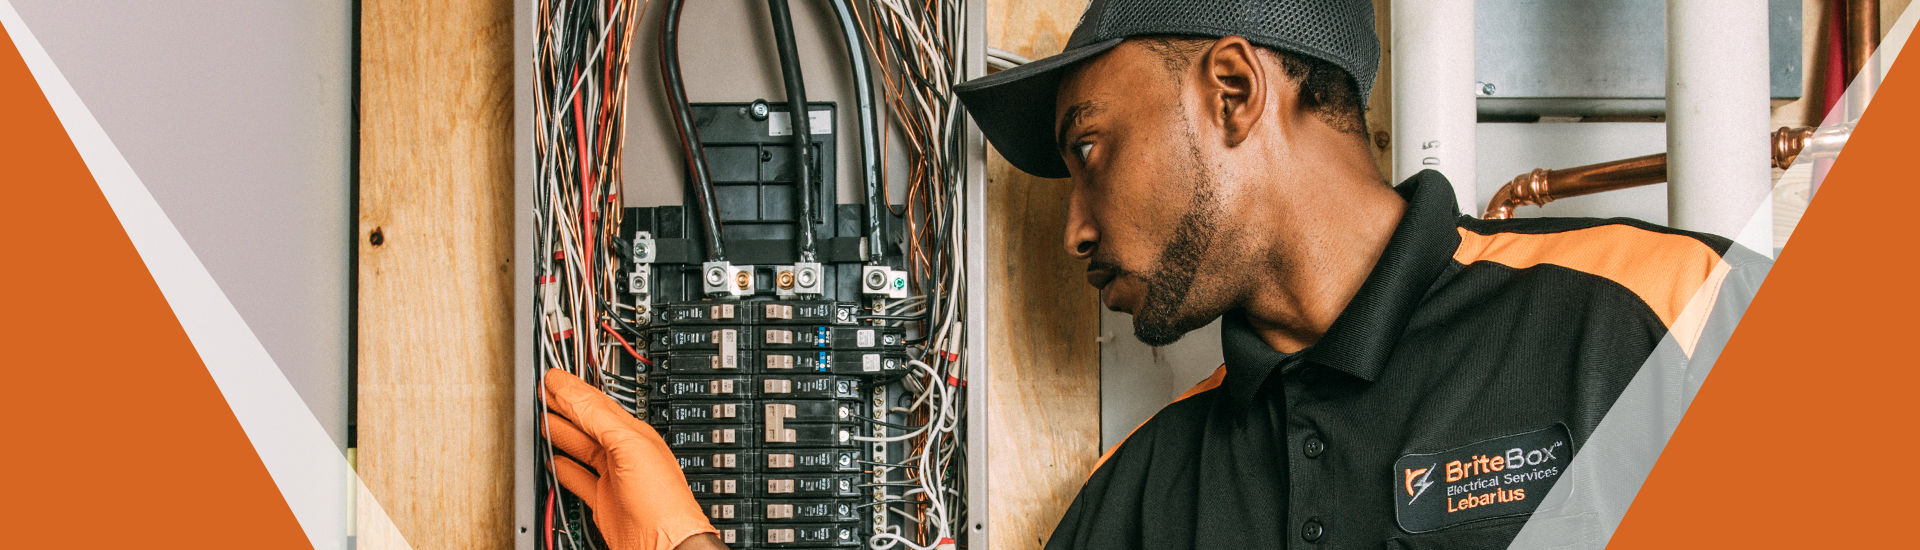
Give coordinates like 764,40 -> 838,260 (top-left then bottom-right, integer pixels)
515,1 -> 984,548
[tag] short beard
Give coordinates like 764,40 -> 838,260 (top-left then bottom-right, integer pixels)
1131,127 -> 1235,346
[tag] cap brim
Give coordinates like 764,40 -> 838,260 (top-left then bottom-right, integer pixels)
956,38 -> 1124,179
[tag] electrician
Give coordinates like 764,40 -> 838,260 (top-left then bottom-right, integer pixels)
951,0 -> 1767,548
542,0 -> 1768,548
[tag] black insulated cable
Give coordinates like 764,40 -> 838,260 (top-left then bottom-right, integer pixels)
828,0 -> 888,262
660,0 -> 728,262
766,0 -> 820,262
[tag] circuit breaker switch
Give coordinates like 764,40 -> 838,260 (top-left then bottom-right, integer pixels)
766,354 -> 795,370
768,479 -> 795,494
768,453 -> 795,468
763,379 -> 793,394
764,403 -> 797,442
766,404 -> 797,423
767,503 -> 794,519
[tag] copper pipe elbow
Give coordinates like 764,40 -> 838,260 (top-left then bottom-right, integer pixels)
1484,169 -> 1550,220
1773,126 -> 1815,169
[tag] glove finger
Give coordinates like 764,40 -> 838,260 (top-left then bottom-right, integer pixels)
544,412 -> 607,470
550,455 -> 601,509
543,368 -> 654,447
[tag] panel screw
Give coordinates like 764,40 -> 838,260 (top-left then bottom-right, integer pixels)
706,266 -> 726,286
1478,82 -> 1497,96
777,271 -> 796,289
735,270 -> 751,290
750,100 -> 770,120
797,268 -> 817,288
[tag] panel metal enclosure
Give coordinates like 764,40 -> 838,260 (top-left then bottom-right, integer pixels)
514,1 -> 991,548
1475,0 -> 1802,116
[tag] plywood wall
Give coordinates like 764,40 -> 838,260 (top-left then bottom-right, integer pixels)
981,1 -> 1105,547
357,0 -> 517,548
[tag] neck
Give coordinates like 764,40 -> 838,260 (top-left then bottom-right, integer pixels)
1239,134 -> 1403,353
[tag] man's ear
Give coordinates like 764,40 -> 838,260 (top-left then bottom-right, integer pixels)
1198,36 -> 1268,146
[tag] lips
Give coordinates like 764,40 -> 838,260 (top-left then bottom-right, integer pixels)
1086,268 -> 1115,291
1087,267 -> 1128,312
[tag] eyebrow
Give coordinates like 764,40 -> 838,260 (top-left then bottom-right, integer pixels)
1055,100 -> 1105,154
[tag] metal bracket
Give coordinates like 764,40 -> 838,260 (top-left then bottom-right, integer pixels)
703,261 -> 755,297
862,265 -> 909,299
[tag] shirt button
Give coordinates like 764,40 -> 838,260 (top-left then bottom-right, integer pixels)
1303,436 -> 1325,458
1301,518 -> 1324,542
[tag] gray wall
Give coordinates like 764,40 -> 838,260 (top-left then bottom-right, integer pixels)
13,1 -> 355,447
620,0 -> 909,207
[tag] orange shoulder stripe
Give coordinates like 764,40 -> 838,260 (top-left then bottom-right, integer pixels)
1087,365 -> 1228,477
1453,226 -> 1724,328
1453,225 -> 1730,355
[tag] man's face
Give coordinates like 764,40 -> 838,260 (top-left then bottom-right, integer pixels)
1053,42 -> 1252,346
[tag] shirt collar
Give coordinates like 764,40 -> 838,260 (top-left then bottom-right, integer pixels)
1219,170 -> 1463,406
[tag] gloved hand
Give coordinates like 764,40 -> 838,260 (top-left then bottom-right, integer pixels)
543,368 -> 719,550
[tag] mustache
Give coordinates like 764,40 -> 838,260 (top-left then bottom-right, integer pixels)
1086,259 -> 1126,277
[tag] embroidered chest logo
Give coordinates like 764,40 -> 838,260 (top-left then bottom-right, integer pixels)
1404,465 -> 1436,503
1392,424 -> 1573,533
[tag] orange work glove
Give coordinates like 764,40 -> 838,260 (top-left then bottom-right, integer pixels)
543,368 -> 719,550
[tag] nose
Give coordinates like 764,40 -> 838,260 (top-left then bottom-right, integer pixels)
1062,183 -> 1098,260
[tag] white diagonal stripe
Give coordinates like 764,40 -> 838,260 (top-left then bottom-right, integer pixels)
0,2 -> 410,548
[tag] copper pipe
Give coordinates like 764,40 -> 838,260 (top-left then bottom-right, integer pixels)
1484,126 -> 1824,219
1484,154 -> 1667,220
1847,0 -> 1881,90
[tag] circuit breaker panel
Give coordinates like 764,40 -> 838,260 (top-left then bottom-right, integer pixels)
526,1 -> 973,548
620,102 -> 916,548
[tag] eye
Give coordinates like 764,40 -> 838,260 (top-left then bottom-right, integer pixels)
1073,142 -> 1094,163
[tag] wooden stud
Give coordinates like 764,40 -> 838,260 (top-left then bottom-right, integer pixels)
356,0 -> 516,548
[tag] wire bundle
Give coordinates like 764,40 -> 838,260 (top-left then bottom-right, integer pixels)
846,1 -> 971,547
533,0 -> 649,548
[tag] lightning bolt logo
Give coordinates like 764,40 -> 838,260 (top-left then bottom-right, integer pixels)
1404,464 -> 1436,504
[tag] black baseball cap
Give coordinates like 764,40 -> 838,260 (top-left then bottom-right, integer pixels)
955,0 -> 1379,178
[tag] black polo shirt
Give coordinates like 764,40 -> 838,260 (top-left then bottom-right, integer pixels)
1046,170 -> 1767,549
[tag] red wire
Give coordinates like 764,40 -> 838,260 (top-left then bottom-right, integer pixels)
573,79 -> 594,281
601,320 -> 652,365
572,70 -> 598,366
544,490 -> 556,550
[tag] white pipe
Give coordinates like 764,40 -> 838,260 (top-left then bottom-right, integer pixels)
1667,0 -> 1773,255
1392,0 -> 1477,215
